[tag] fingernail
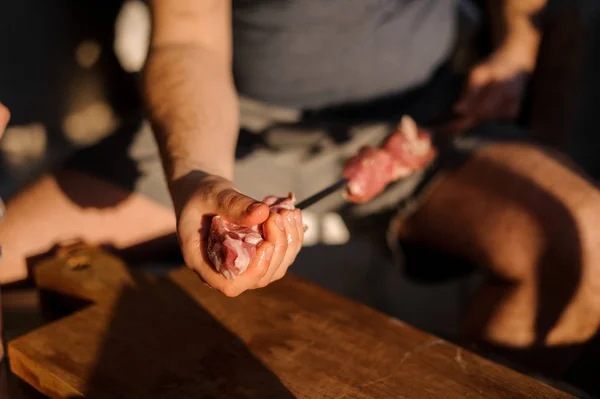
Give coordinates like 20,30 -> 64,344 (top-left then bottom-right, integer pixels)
246,202 -> 263,214
275,215 -> 285,230
294,209 -> 301,220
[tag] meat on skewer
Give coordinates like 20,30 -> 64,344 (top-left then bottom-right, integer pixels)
343,115 -> 436,202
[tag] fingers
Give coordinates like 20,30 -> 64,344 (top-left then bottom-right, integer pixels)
178,213 -> 275,297
205,243 -> 275,297
456,80 -> 519,124
218,241 -> 274,296
455,61 -> 527,124
498,79 -> 523,120
200,209 -> 303,295
474,84 -> 502,121
255,209 -> 304,286
0,102 -> 10,137
454,66 -> 489,114
270,209 -> 299,281
272,209 -> 304,282
256,212 -> 288,287
473,84 -> 523,122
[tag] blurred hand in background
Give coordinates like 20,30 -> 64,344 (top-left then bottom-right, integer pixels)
454,41 -> 537,125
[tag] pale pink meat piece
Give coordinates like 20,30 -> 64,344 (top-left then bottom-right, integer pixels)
262,193 -> 296,213
343,116 -> 436,202
207,193 -> 296,279
343,146 -> 395,202
383,120 -> 436,170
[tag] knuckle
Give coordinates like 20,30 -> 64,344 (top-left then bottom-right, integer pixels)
272,265 -> 290,282
255,278 -> 270,288
286,226 -> 297,242
288,250 -> 299,264
215,188 -> 233,205
215,188 -> 235,206
273,266 -> 287,280
471,72 -> 490,88
471,68 -> 485,81
216,189 -> 250,214
195,177 -> 223,203
255,257 -> 271,277
277,237 -> 289,252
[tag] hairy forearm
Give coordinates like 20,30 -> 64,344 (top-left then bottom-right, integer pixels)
143,45 -> 239,183
488,0 -> 547,63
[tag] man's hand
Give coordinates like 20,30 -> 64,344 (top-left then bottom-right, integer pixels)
453,0 -> 547,126
172,172 -> 304,297
454,43 -> 536,124
0,102 -> 10,136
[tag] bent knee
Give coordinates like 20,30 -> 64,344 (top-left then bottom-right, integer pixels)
576,200 -> 600,294
485,190 -> 600,285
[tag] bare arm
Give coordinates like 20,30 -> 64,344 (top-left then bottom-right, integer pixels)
143,0 -> 238,185
487,0 -> 548,67
141,0 -> 303,297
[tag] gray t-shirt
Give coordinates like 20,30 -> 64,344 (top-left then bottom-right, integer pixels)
232,0 -> 458,109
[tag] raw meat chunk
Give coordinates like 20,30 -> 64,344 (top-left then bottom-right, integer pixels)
384,115 -> 436,170
263,193 -> 296,212
343,146 -> 395,202
343,116 -> 436,202
207,193 -> 296,279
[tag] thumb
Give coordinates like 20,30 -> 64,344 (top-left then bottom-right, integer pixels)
213,187 -> 270,227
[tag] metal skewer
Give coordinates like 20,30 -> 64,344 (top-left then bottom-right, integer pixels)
296,178 -> 348,210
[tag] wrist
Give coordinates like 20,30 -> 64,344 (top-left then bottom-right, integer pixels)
168,156 -> 233,182
495,16 -> 542,71
494,32 -> 540,72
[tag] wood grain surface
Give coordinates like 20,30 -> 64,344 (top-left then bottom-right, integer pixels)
7,245 -> 573,398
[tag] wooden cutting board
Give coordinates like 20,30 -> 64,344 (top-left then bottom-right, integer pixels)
7,244 -> 572,398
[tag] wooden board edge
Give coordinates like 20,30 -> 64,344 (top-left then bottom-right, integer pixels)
8,343 -> 84,399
